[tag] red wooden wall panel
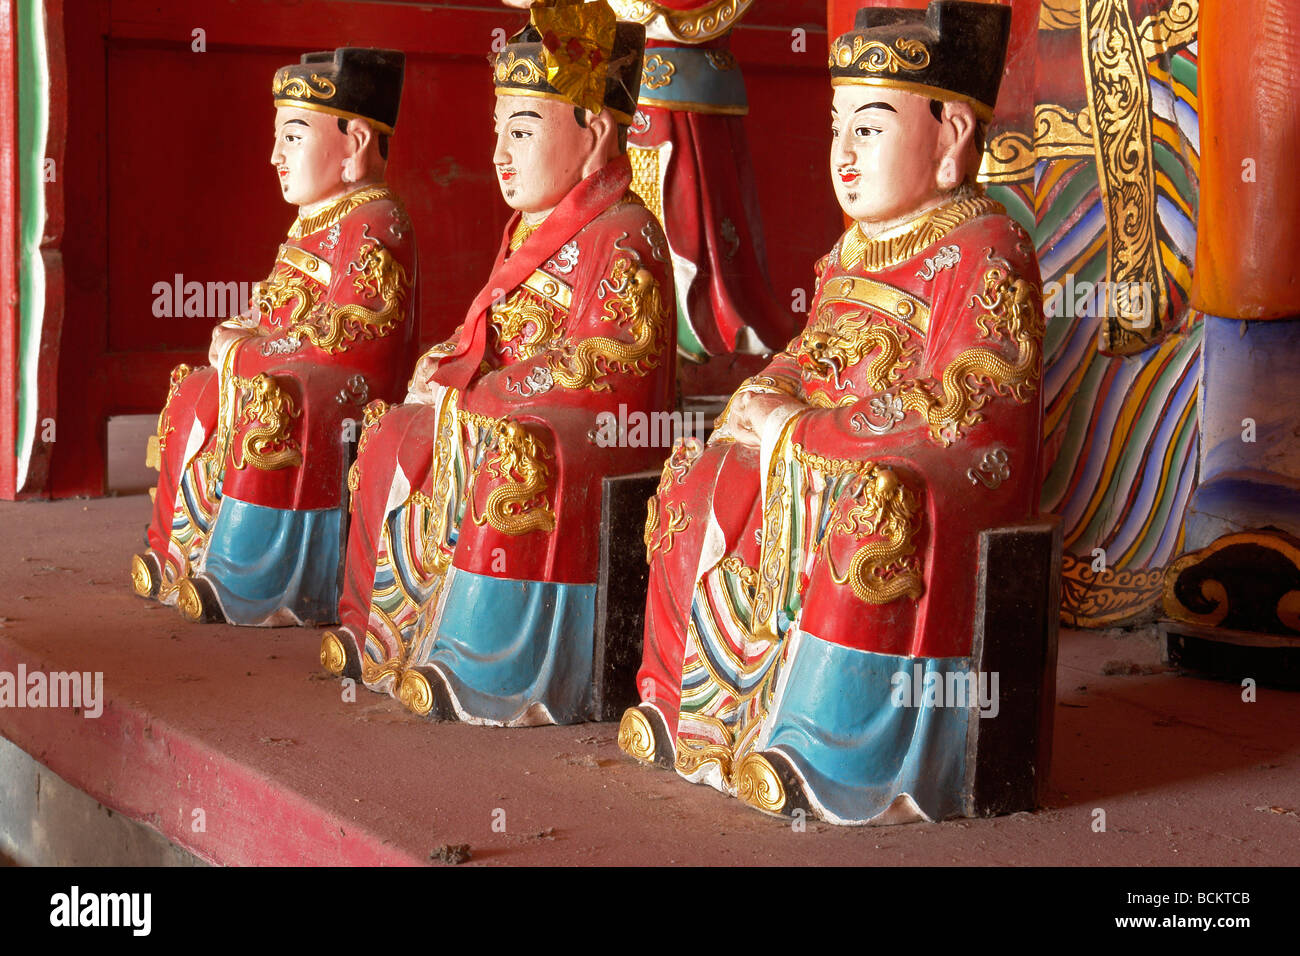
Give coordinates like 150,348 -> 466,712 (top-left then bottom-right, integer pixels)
47,0 -> 837,497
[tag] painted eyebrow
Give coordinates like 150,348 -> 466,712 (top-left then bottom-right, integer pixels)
281,118 -> 311,128
508,110 -> 543,120
854,102 -> 898,114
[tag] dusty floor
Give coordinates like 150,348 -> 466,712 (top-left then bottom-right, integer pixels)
0,495 -> 1297,865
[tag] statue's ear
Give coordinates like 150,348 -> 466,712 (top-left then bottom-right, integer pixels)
343,117 -> 376,159
342,117 -> 382,182
935,101 -> 976,192
581,109 -> 620,177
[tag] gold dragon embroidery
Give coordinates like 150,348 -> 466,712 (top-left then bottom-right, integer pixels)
491,289 -> 563,360
894,260 -> 1043,445
347,400 -> 391,499
549,252 -> 668,391
470,419 -> 556,536
822,465 -> 924,605
643,437 -> 704,561
293,238 -> 409,354
797,306 -> 917,393
155,363 -> 194,456
230,373 -> 303,471
252,268 -> 318,329
644,501 -> 690,562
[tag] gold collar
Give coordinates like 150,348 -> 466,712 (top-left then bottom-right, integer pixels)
838,187 -> 1003,273
508,216 -> 547,254
289,184 -> 394,239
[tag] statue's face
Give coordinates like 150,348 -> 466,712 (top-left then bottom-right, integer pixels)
830,85 -> 945,226
492,93 -> 592,216
270,105 -> 352,208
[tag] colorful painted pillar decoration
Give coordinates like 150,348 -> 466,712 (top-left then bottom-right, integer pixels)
320,0 -> 678,726
607,0 -> 797,360
978,0 -> 1203,629
131,48 -> 419,626
621,1 -> 1053,824
3,0 -> 63,499
1161,1 -> 1300,678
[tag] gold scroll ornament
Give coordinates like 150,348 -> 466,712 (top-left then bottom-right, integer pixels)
1162,531 -> 1300,633
1060,551 -> 1164,627
641,53 -> 675,91
828,36 -> 931,74
1080,0 -> 1167,354
1136,0 -> 1198,61
495,51 -> 546,87
981,104 -> 1095,184
271,70 -> 337,101
607,0 -> 753,44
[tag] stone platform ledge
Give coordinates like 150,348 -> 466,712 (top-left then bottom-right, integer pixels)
1,497 -> 1299,866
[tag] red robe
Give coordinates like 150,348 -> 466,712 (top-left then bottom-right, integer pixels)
635,189 -> 1044,749
146,184 -> 418,618
336,157 -> 677,700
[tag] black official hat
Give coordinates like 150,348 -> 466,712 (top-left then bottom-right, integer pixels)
493,0 -> 644,124
828,0 -> 1012,121
273,47 -> 406,134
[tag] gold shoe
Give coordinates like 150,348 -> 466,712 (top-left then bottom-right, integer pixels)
618,704 -> 674,769
397,666 -> 457,721
734,750 -> 810,818
320,630 -> 361,680
130,552 -> 161,599
176,576 -> 221,624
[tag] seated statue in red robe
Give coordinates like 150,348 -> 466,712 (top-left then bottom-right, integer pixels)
620,0 -> 1047,823
503,0 -> 796,360
319,0 -> 676,726
130,48 -> 418,627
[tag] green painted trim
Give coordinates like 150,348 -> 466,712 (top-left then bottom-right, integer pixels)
1125,329 -> 1201,567
1152,141 -> 1194,211
1033,162 -> 1100,243
1075,334 -> 1197,546
1043,247 -> 1107,360
985,183 -> 1034,234
16,0 -> 47,488
1169,52 -> 1197,96
676,300 -> 707,361
1041,349 -> 1108,508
